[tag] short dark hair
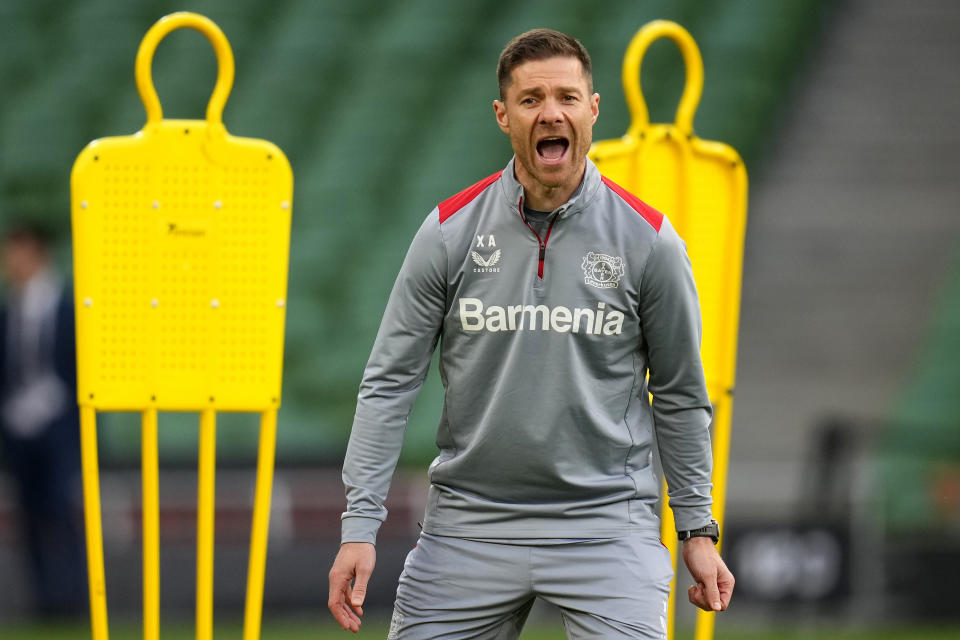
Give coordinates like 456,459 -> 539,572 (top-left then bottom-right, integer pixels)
2,221 -> 55,250
497,29 -> 593,100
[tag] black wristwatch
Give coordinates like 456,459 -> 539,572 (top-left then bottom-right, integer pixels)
677,520 -> 719,544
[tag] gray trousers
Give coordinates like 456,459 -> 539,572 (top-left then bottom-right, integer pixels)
389,532 -> 673,639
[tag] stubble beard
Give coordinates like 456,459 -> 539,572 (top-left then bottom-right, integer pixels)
518,151 -> 586,197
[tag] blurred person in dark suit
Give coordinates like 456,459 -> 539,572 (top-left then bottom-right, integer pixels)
0,222 -> 86,617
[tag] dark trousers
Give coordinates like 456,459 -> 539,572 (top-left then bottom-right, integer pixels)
2,414 -> 87,617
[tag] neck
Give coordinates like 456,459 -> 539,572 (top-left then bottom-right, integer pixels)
523,185 -> 572,212
515,161 -> 585,211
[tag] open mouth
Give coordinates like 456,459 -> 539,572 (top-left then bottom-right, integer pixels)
536,137 -> 569,162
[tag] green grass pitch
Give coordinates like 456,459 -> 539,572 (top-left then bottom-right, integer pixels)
5,620 -> 960,640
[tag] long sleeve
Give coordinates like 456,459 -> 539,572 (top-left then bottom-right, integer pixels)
340,212 -> 447,544
639,217 -> 715,532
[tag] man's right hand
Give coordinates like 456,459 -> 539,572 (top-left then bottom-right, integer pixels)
328,542 -> 376,633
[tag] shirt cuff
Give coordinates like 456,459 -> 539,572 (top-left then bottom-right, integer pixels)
671,506 -> 715,533
341,515 -> 382,545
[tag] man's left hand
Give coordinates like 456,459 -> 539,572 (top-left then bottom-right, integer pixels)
681,536 -> 734,612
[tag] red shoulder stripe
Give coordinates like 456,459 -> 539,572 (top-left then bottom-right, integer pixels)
438,171 -> 503,223
600,176 -> 664,232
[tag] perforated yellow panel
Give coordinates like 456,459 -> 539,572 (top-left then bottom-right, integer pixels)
71,15 -> 292,640
70,15 -> 292,412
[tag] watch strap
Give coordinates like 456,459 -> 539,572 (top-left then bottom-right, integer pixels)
677,520 -> 719,543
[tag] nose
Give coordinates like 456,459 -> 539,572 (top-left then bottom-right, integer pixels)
539,97 -> 563,125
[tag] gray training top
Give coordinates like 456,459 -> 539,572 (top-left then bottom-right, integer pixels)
341,157 -> 714,544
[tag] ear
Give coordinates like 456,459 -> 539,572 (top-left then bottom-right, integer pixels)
590,93 -> 600,124
493,100 -> 510,134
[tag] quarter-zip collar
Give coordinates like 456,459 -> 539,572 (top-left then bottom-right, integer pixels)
498,155 -> 603,219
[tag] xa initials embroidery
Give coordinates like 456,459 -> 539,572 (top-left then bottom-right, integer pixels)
476,234 -> 496,248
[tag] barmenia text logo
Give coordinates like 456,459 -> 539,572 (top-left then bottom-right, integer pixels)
458,298 -> 624,335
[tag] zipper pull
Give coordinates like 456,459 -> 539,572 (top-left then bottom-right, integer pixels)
538,243 -> 546,262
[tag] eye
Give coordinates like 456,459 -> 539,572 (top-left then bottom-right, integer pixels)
563,94 -> 579,103
521,97 -> 537,106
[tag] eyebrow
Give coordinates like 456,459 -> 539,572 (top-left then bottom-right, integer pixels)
516,85 -> 585,99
